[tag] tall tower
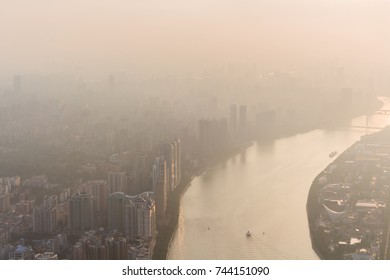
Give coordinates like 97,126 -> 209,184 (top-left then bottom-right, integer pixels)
68,192 -> 94,234
90,180 -> 108,228
125,192 -> 156,241
108,172 -> 127,194
135,199 -> 156,239
229,104 -> 237,139
108,192 -> 126,233
152,157 -> 167,225
160,143 -> 174,192
32,206 -> 56,233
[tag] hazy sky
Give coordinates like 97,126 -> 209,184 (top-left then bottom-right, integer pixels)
1,0 -> 390,75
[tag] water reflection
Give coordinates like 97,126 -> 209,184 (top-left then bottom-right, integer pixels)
168,98 -> 390,260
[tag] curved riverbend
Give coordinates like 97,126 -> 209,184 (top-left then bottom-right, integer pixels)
168,98 -> 390,259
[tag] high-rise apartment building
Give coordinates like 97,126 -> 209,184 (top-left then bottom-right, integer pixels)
230,104 -> 237,139
159,138 -> 182,192
126,170 -> 142,195
32,195 -> 58,233
152,157 -> 167,225
108,172 -> 127,194
108,192 -> 126,233
68,192 -> 94,234
75,180 -> 108,227
33,206 -> 57,233
107,191 -> 156,243
125,192 -> 156,240
160,143 -> 174,192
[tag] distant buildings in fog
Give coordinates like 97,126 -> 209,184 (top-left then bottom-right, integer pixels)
229,104 -> 237,139
238,105 -> 247,142
198,118 -> 229,157
198,103 -> 249,158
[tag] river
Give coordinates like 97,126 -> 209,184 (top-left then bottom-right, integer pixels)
168,98 -> 390,260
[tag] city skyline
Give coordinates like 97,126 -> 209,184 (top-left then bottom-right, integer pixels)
1,0 -> 390,262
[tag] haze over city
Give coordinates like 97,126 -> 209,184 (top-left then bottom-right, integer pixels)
1,0 -> 390,261
1,0 -> 390,77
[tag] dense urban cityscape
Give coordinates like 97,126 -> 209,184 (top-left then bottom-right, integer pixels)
2,1 -> 390,264
308,127 -> 390,260
0,66 -> 374,260
0,71 -> 252,260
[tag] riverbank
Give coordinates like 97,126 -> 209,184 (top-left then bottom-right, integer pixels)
152,172 -> 193,259
157,96 -> 384,260
152,142 -> 252,260
307,127 -> 390,259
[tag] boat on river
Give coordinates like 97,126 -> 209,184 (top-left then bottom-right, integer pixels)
329,151 -> 337,158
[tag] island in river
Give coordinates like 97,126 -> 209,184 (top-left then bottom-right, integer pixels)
307,127 -> 390,260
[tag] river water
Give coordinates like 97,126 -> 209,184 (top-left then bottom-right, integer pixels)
168,98 -> 390,260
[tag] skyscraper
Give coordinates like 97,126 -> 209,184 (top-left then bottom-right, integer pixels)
152,157 -> 167,225
125,171 -> 142,196
68,192 -> 94,234
229,104 -> 237,139
107,191 -> 156,242
160,143 -> 174,192
32,206 -> 56,233
108,172 -> 127,194
89,180 -> 108,228
108,192 -> 126,233
125,192 -> 156,241
32,195 -> 58,233
159,138 -> 182,192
